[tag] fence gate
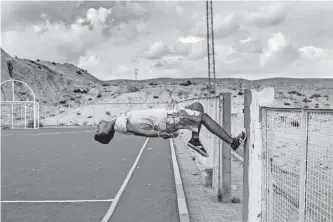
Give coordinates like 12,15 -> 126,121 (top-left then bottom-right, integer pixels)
1,80 -> 39,129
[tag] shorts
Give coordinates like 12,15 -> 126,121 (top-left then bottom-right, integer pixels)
166,108 -> 203,133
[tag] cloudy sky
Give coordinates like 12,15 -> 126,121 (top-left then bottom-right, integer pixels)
1,1 -> 333,80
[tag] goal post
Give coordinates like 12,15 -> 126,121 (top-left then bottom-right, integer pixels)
1,80 -> 39,129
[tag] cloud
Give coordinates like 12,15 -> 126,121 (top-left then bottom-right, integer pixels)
144,42 -> 171,59
191,13 -> 241,39
85,7 -> 112,25
260,32 -> 299,68
232,37 -> 263,54
1,6 -> 115,62
1,1 -> 82,31
78,55 -> 100,68
299,46 -> 324,60
2,1 -> 333,80
154,56 -> 183,69
245,3 -> 289,27
172,36 -> 206,60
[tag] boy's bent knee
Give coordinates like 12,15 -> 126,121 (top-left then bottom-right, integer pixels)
189,102 -> 204,112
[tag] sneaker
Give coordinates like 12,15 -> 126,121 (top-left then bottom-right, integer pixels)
231,129 -> 247,151
187,138 -> 209,157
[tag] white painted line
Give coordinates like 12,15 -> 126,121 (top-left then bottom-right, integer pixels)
42,126 -> 94,129
1,199 -> 114,203
1,130 -> 95,137
101,138 -> 149,222
170,139 -> 190,222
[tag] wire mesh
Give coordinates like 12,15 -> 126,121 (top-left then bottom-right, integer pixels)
1,102 -> 37,129
305,110 -> 333,222
39,103 -> 170,127
262,108 -> 302,222
261,108 -> 333,222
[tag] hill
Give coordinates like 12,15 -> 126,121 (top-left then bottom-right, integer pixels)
1,48 -> 332,126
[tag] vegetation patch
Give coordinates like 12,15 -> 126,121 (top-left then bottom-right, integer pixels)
303,98 -> 312,103
291,120 -> 300,127
127,86 -> 139,93
179,80 -> 192,86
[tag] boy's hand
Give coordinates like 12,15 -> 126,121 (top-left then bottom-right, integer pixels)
159,132 -> 179,139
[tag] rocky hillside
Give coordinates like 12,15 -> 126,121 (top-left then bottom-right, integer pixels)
1,48 -> 333,111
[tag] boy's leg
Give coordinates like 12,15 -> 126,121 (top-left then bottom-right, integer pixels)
184,102 -> 203,140
184,102 -> 246,153
200,113 -> 246,151
183,102 -> 210,157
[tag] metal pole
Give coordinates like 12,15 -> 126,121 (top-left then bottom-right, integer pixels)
206,0 -> 211,96
92,105 -> 95,126
117,103 -> 119,116
33,102 -> 36,129
104,104 -> 107,120
12,81 -> 14,102
37,102 -> 40,129
11,103 -> 14,129
56,105 -> 59,126
24,103 -> 27,129
12,81 -> 14,129
299,109 -> 309,221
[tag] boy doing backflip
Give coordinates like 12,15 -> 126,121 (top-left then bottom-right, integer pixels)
94,102 -> 246,157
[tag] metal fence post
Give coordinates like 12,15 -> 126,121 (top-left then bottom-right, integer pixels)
11,103 -> 14,129
33,102 -> 36,129
117,103 -> 119,116
37,102 -> 39,129
299,109 -> 309,222
24,103 -> 27,129
104,104 -> 107,120
93,105 -> 95,126
56,105 -> 59,126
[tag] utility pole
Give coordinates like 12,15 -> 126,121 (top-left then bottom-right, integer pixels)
206,0 -> 216,96
133,69 -> 139,102
134,69 -> 138,80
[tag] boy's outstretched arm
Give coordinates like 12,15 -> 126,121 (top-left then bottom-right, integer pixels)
126,121 -> 159,137
126,122 -> 178,139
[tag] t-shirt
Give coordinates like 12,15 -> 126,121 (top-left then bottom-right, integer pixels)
114,114 -> 132,135
114,109 -> 167,135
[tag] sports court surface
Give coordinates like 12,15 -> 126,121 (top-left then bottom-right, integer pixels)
1,128 -> 180,222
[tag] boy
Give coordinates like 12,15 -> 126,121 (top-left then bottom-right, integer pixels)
94,102 -> 246,157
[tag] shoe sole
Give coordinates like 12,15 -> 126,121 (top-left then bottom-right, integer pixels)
187,143 -> 209,157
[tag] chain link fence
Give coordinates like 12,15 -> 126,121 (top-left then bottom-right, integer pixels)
261,108 -> 333,222
39,102 -> 170,127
